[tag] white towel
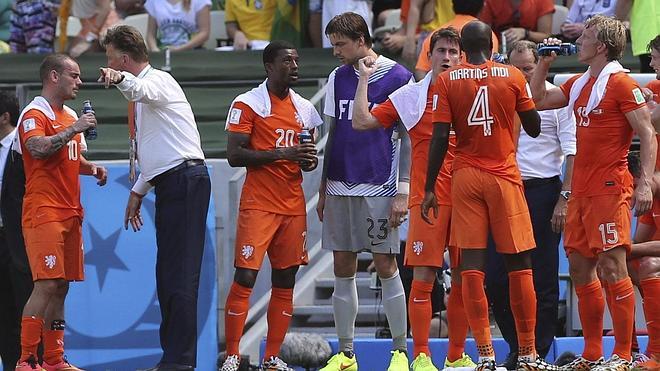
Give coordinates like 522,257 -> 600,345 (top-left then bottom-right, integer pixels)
568,60 -> 629,116
389,72 -> 432,130
14,96 -> 84,155
225,79 -> 323,130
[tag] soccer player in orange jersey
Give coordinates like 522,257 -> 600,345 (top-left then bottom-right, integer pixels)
352,27 -> 477,371
15,54 -> 108,371
530,15 -> 657,371
644,35 -> 660,132
219,41 -> 322,371
421,21 -> 556,371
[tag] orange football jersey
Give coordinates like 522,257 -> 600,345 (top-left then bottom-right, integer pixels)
227,95 -> 307,216
432,60 -> 535,185
19,108 -> 83,227
560,73 -> 645,197
645,79 -> 660,169
372,94 -> 456,206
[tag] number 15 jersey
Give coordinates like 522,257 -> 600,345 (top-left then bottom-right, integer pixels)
432,60 -> 535,185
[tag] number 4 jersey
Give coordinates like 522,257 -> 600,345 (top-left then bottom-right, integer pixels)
18,97 -> 85,228
432,60 -> 534,185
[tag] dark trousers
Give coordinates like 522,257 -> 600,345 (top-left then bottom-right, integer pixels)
486,176 -> 561,357
154,164 -> 211,366
0,227 -> 34,369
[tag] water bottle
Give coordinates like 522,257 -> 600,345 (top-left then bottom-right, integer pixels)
81,100 -> 97,140
537,43 -> 578,57
298,128 -> 313,144
492,53 -> 507,64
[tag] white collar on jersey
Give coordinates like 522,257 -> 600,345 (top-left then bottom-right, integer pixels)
389,71 -> 432,130
568,60 -> 628,116
226,79 -> 322,130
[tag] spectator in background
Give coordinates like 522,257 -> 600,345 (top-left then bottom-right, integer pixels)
381,0 -> 454,65
560,0 -> 617,42
145,0 -> 211,52
415,0 -> 498,80
479,0 -> 554,47
67,0 -> 121,57
115,0 -> 146,19
0,0 -> 10,52
616,0 -> 659,73
321,1 -> 372,48
225,0 -> 275,50
309,0 -> 322,47
9,0 -> 60,53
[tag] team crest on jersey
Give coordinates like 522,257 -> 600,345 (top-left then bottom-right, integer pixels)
413,241 -> 423,255
241,245 -> 254,260
45,255 -> 56,269
632,88 -> 645,105
228,108 -> 242,125
22,118 -> 36,132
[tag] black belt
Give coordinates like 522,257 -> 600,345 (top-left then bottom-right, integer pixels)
149,159 -> 205,186
522,175 -> 560,189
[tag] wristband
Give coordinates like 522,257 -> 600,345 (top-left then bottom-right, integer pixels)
397,181 -> 410,195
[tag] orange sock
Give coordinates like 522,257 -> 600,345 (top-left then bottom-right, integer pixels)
447,280 -> 469,362
462,270 -> 494,358
509,269 -> 537,358
225,282 -> 252,356
575,280 -> 605,361
607,277 -> 634,361
264,287 -> 294,360
43,328 -> 65,365
20,316 -> 44,362
409,280 -> 434,358
641,278 -> 660,357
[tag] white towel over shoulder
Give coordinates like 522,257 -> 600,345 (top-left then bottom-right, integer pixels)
388,72 -> 433,130
225,79 -> 323,130
568,60 -> 629,116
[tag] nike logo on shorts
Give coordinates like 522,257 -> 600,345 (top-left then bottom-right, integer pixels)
413,297 -> 429,303
227,310 -> 245,316
371,241 -> 384,246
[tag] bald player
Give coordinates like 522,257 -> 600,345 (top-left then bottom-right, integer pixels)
422,21 -> 557,371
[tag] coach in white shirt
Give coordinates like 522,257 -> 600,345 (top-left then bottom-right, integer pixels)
486,40 -> 577,370
98,25 -> 211,371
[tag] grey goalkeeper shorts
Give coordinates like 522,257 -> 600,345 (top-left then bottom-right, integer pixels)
321,195 -> 400,254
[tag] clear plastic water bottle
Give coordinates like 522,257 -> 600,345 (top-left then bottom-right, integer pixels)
298,128 -> 313,144
537,43 -> 578,56
82,100 -> 97,140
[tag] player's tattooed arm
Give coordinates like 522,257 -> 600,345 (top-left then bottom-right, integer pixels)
25,126 -> 78,159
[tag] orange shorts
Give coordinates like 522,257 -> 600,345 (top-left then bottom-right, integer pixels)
564,192 -> 632,258
23,217 -> 84,281
234,209 -> 308,270
404,205 -> 450,268
450,167 -> 535,254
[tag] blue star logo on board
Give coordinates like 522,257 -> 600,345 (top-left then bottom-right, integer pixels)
85,226 -> 128,290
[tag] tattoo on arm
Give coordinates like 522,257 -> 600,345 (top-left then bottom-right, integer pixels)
26,126 -> 78,159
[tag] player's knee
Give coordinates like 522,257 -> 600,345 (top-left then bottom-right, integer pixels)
234,268 -> 258,288
271,266 -> 299,289
503,251 -> 532,272
596,252 -> 628,282
638,257 -> 660,280
333,252 -> 357,277
373,254 -> 397,278
33,279 -> 67,298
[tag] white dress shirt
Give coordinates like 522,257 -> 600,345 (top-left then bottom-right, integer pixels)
566,0 -> 616,24
517,81 -> 577,180
116,65 -> 205,195
0,128 -> 17,226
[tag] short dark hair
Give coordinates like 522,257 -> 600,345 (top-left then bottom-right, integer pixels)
39,53 -> 76,83
453,0 -> 485,17
507,40 -> 539,63
429,27 -> 462,52
263,40 -> 296,65
325,12 -> 372,48
628,151 -> 641,179
461,21 -> 493,55
648,35 -> 660,54
0,91 -> 19,127
102,25 -> 149,63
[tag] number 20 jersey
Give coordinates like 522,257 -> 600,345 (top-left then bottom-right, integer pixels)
19,107 -> 84,228
432,60 -> 535,185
